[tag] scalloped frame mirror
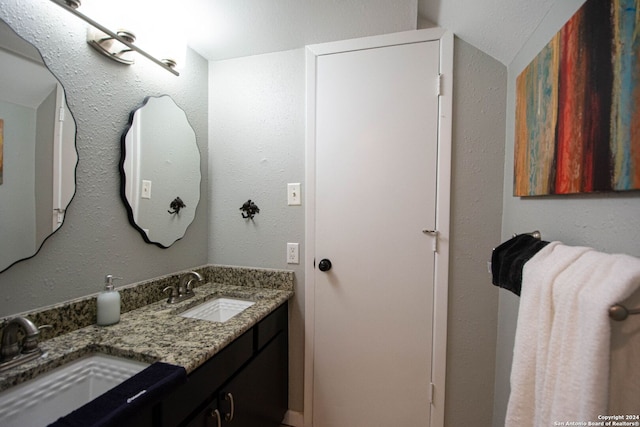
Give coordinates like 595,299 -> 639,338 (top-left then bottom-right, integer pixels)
0,18 -> 78,273
120,95 -> 201,248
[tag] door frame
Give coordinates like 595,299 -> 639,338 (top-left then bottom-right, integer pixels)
304,28 -> 453,427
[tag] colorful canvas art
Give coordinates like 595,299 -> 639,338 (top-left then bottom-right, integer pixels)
514,0 -> 640,196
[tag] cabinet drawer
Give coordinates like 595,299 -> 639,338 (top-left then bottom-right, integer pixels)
255,302 -> 288,350
161,330 -> 253,427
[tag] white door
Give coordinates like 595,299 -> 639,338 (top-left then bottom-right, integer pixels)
306,30 -> 451,427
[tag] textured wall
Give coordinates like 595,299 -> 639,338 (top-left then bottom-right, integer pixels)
208,4 -> 419,416
0,0 -> 209,317
493,0 -> 640,425
209,49 -> 306,413
444,37 -> 506,427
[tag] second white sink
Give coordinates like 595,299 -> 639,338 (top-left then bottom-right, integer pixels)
180,298 -> 255,322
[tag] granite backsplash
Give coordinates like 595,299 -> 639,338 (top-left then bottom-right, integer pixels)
0,265 -> 294,341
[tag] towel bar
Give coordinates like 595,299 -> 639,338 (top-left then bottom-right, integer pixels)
609,304 -> 640,321
496,231 -> 640,322
512,230 -> 542,240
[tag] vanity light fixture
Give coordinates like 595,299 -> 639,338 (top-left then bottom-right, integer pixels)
50,0 -> 180,76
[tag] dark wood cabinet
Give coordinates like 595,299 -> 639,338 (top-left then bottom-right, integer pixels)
164,302 -> 288,427
217,332 -> 288,427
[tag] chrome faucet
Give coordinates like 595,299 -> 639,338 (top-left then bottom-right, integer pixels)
163,271 -> 204,304
0,317 -> 46,371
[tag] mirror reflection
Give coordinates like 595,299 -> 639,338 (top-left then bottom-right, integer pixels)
121,95 -> 201,248
0,18 -> 77,273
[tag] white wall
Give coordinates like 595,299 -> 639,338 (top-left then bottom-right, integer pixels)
493,0 -> 640,424
444,37 -> 506,427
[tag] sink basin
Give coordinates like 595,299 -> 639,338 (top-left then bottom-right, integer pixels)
0,353 -> 149,427
180,297 -> 255,322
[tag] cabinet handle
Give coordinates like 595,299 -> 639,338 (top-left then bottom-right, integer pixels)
209,409 -> 221,427
224,392 -> 235,421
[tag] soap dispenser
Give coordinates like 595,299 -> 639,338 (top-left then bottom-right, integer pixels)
97,274 -> 122,326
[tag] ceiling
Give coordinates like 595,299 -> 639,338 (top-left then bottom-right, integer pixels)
180,0 -> 559,65
418,0 -> 557,65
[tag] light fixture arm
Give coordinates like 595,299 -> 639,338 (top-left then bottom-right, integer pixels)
49,0 -> 180,76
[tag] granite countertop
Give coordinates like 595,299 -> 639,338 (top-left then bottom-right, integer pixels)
0,281 -> 293,392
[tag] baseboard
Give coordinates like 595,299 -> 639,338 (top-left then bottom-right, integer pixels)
283,410 -> 304,426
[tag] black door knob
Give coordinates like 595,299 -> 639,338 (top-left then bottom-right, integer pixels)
318,259 -> 332,272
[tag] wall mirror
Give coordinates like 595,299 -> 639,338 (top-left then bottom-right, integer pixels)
121,95 -> 201,248
0,18 -> 78,273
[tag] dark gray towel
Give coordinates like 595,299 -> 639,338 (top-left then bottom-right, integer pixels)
491,234 -> 549,296
49,361 -> 186,427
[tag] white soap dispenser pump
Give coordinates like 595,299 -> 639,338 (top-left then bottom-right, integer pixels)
97,274 -> 122,326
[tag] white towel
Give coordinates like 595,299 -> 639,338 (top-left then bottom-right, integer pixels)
506,242 -> 640,426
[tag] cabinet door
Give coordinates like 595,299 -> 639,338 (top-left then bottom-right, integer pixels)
219,332 -> 288,427
184,398 -> 222,427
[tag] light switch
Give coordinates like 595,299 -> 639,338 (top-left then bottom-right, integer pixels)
142,180 -> 152,199
288,183 -> 301,206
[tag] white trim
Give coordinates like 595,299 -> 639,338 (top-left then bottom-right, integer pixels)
303,45 -> 318,427
306,27 -> 448,57
283,410 -> 304,426
304,28 -> 453,427
430,29 -> 453,427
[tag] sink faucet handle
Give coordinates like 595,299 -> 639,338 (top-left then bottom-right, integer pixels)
163,285 -> 179,303
37,324 -> 53,340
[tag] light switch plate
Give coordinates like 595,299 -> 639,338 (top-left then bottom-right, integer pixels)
141,180 -> 152,199
288,183 -> 301,206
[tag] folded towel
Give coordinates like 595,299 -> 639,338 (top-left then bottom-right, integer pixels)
506,242 -> 640,426
491,234 -> 549,295
49,361 -> 187,427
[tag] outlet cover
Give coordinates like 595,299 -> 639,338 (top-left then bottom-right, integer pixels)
287,243 -> 299,264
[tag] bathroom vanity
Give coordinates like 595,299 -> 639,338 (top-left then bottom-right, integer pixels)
165,303 -> 288,427
0,266 -> 293,427
129,302 -> 288,427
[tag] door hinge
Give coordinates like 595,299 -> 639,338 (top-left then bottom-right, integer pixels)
58,106 -> 65,122
437,74 -> 443,97
54,209 -> 65,225
422,229 -> 439,252
429,382 -> 435,404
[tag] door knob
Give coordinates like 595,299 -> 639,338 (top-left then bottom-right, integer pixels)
318,259 -> 332,272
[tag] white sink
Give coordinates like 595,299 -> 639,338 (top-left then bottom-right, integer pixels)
0,353 -> 149,427
180,297 -> 255,322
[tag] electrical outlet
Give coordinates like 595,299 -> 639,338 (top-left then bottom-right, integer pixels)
287,243 -> 299,264
141,180 -> 152,199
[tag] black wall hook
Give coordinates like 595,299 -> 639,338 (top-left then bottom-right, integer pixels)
240,200 -> 260,219
168,197 -> 186,214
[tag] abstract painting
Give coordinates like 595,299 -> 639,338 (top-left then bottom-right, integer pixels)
514,0 -> 640,196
